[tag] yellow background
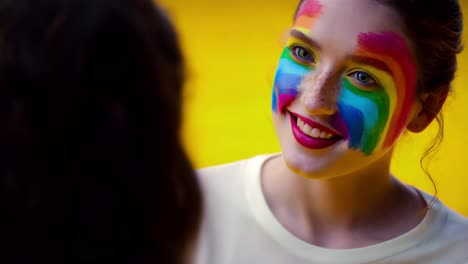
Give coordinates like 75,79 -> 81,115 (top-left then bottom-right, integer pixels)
158,0 -> 468,215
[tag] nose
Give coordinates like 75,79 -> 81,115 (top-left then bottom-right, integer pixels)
298,69 -> 339,116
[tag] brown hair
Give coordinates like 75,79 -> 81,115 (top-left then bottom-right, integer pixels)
0,0 -> 200,263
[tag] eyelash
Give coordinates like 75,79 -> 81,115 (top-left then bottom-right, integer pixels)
289,44 -> 316,64
285,43 -> 381,90
347,71 -> 380,90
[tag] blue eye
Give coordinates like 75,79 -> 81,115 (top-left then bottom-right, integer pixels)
349,71 -> 377,87
291,45 -> 315,63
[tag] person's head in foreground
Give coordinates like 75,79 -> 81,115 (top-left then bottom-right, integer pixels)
0,0 -> 200,263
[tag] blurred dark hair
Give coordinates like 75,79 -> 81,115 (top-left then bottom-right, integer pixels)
0,0 -> 201,263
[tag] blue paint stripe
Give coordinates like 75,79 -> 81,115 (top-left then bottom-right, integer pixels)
276,73 -> 303,94
276,58 -> 310,76
339,88 -> 379,129
338,103 -> 364,150
272,87 -> 278,112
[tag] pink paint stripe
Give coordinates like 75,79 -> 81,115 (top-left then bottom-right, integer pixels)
296,0 -> 323,19
278,94 -> 297,114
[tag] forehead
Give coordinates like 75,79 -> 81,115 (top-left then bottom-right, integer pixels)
296,0 -> 407,56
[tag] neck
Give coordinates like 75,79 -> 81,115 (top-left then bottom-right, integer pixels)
262,151 -> 424,247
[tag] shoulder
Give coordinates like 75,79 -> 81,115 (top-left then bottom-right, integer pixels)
193,154 -> 276,264
435,205 -> 468,260
195,153 -> 278,222
402,191 -> 468,261
441,205 -> 468,239
195,158 -> 250,198
195,153 -> 278,216
425,195 -> 468,249
195,154 -> 274,205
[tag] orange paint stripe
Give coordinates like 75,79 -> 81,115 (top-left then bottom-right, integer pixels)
294,16 -> 316,29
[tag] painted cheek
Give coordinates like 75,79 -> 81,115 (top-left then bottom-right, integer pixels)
275,0 -> 321,114
272,48 -> 311,114
356,32 -> 417,148
338,79 -> 390,155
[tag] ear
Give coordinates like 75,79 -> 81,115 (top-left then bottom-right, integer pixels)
407,88 -> 448,133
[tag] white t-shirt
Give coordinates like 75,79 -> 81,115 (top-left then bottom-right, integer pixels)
194,154 -> 468,264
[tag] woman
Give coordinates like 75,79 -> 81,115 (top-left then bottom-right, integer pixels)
195,0 -> 468,263
0,0 -> 200,263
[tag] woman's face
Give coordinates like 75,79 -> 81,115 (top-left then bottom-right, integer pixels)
272,0 -> 420,178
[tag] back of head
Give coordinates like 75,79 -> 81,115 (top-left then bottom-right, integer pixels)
0,0 -> 200,263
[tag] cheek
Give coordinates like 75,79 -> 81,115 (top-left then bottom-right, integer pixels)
272,51 -> 310,113
355,32 -> 418,148
338,79 -> 390,155
272,70 -> 301,114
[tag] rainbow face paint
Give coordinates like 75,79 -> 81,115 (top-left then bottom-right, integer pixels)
295,0 -> 323,30
272,0 -> 416,156
337,78 -> 390,155
270,0 -> 421,178
272,46 -> 312,113
356,32 -> 417,148
272,0 -> 322,114
337,32 -> 416,154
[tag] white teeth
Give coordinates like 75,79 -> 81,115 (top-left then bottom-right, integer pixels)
311,128 -> 321,138
320,131 -> 328,139
297,118 -> 304,129
296,118 -> 336,139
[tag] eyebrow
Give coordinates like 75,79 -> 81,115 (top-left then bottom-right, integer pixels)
349,55 -> 392,75
289,30 -> 394,76
289,29 -> 322,52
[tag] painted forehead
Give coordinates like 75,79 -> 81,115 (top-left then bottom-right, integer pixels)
296,0 -> 323,18
295,0 -> 323,28
294,0 -> 416,87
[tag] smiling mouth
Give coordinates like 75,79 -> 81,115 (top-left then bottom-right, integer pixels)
294,116 -> 339,139
289,112 -> 344,149
291,113 -> 343,140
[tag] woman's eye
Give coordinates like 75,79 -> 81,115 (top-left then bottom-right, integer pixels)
349,71 -> 377,87
291,45 -> 315,63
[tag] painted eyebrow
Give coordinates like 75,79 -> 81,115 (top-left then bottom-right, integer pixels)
348,55 -> 392,75
289,29 -> 322,52
289,29 -> 393,75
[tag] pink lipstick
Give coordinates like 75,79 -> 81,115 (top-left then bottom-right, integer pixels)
289,112 -> 344,149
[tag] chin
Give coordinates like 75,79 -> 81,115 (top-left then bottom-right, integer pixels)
280,144 -> 375,180
284,159 -> 345,180
281,149 -> 342,179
